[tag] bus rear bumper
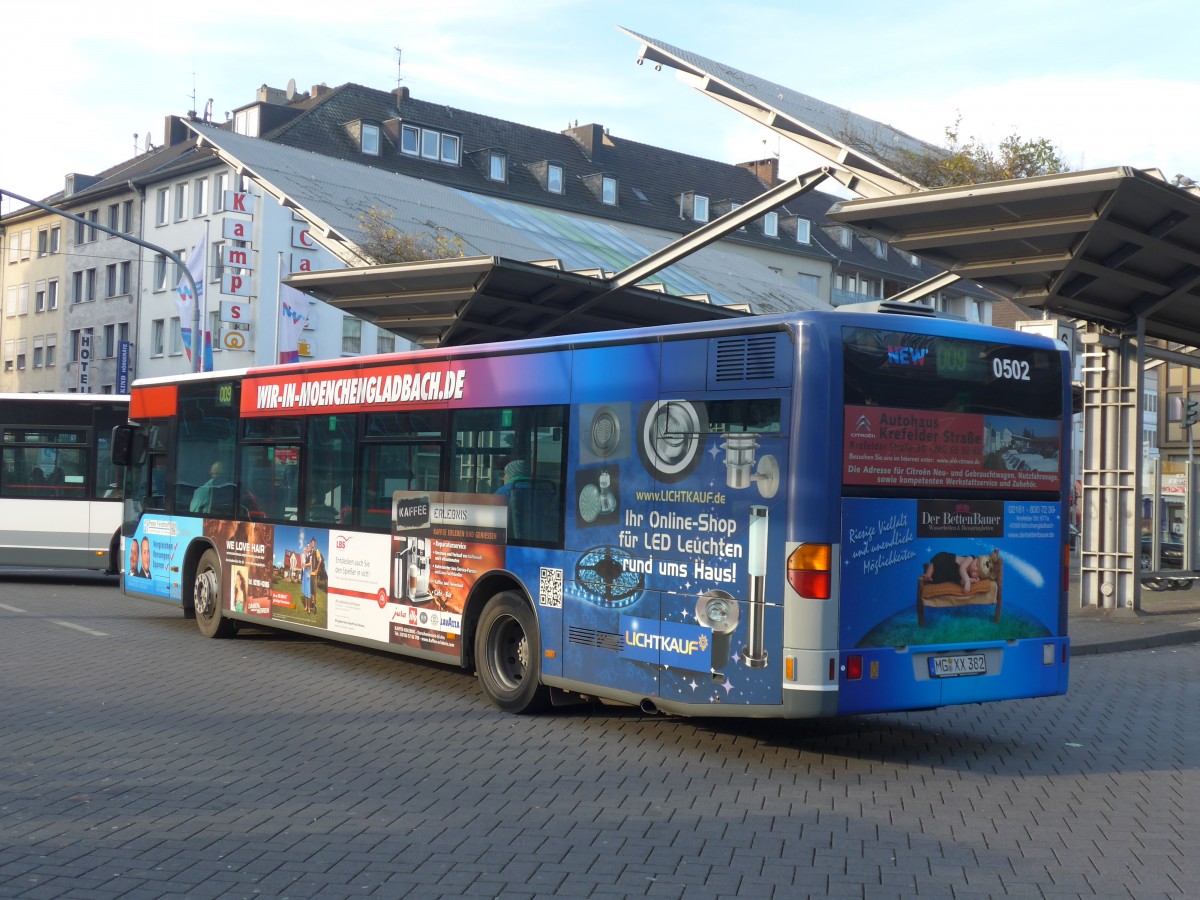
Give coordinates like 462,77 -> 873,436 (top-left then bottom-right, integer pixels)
836,636 -> 1070,715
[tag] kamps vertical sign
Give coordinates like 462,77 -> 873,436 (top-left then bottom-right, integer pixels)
221,191 -> 255,298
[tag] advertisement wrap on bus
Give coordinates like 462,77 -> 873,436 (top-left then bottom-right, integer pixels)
116,308 -> 1070,718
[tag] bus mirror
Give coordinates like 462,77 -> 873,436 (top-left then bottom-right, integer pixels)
111,424 -> 145,467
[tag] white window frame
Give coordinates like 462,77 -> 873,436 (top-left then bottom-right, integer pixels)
151,319 -> 165,357
361,123 -> 380,156
601,176 -> 617,205
488,152 -> 506,182
49,226 -> 61,254
45,335 -> 56,368
47,279 -> 58,310
214,172 -> 229,212
194,176 -> 209,216
795,218 -> 811,244
156,188 -> 169,226
763,211 -> 779,238
169,318 -> 183,356
341,316 -> 362,355
693,195 -> 709,223
400,124 -> 419,155
547,164 -> 564,195
174,183 -> 188,222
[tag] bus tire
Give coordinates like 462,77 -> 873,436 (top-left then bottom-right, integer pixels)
194,549 -> 237,639
475,591 -> 550,714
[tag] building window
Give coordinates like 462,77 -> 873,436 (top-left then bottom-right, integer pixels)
547,164 -> 564,194
74,268 -> 96,303
106,264 -> 117,298
377,331 -> 395,355
402,124 -> 461,165
69,328 -> 93,362
16,339 -> 26,371
151,319 -> 165,356
33,338 -> 43,369
400,123 -> 419,155
215,172 -> 229,211
341,317 -> 362,355
693,195 -> 709,223
795,218 -> 811,244
45,336 -> 56,367
153,254 -> 169,292
72,271 -> 82,303
35,281 -> 45,313
488,152 -> 506,182
233,106 -> 260,137
108,202 -> 121,232
362,123 -> 380,156
601,176 -> 617,205
4,286 -> 13,317
763,211 -> 779,238
37,228 -> 48,258
838,226 -> 854,250
174,183 -> 188,222
169,318 -> 183,356
156,188 -> 169,225
49,226 -> 61,254
122,200 -> 134,233
18,283 -> 29,315
47,279 -> 58,310
194,177 -> 209,216
420,128 -> 439,160
104,324 -> 116,358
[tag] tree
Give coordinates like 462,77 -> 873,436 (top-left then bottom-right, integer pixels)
357,206 -> 467,263
889,114 -> 1070,188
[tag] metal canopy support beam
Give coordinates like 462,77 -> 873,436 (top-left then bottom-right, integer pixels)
1079,327 -> 1145,610
608,167 -> 832,290
883,271 -> 963,304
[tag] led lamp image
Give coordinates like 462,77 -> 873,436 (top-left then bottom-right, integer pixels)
695,589 -> 740,670
742,505 -> 769,669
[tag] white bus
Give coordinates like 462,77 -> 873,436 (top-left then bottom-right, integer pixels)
0,394 -> 128,573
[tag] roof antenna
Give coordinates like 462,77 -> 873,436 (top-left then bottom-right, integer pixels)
394,46 -> 403,89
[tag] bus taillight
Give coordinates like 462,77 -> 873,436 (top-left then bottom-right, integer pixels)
787,543 -> 831,599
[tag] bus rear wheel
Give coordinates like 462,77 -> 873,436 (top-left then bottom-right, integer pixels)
194,549 -> 237,639
475,591 -> 550,714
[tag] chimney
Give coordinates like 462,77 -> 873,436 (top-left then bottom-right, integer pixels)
163,115 -> 191,148
738,158 -> 780,187
393,85 -> 410,104
310,83 -> 330,99
564,123 -> 609,162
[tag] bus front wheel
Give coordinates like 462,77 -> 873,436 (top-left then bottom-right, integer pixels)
475,591 -> 550,714
194,549 -> 237,639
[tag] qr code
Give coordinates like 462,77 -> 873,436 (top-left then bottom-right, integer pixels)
538,567 -> 563,608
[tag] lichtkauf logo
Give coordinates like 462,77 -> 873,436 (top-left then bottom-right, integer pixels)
851,412 -> 876,438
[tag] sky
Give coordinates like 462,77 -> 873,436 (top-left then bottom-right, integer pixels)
3,0 -> 1198,214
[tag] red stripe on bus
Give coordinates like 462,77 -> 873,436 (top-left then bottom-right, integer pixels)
328,586 -> 388,602
131,385 -> 178,419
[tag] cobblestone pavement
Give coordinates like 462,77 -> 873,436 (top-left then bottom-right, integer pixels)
0,573 -> 1195,899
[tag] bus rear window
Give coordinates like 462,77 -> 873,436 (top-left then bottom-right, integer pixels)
842,326 -> 1062,418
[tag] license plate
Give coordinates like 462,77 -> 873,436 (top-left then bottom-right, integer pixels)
928,653 -> 987,677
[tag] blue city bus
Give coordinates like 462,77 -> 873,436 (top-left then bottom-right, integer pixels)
114,305 -> 1070,716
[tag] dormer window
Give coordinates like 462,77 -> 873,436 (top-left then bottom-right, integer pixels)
233,106 -> 261,137
795,218 -> 811,244
361,123 -> 380,156
582,173 -> 618,205
488,151 -> 507,182
602,175 -> 617,205
676,192 -> 709,222
399,122 -> 461,165
763,211 -> 778,238
401,124 -> 419,154
547,164 -> 563,194
837,226 -> 854,249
